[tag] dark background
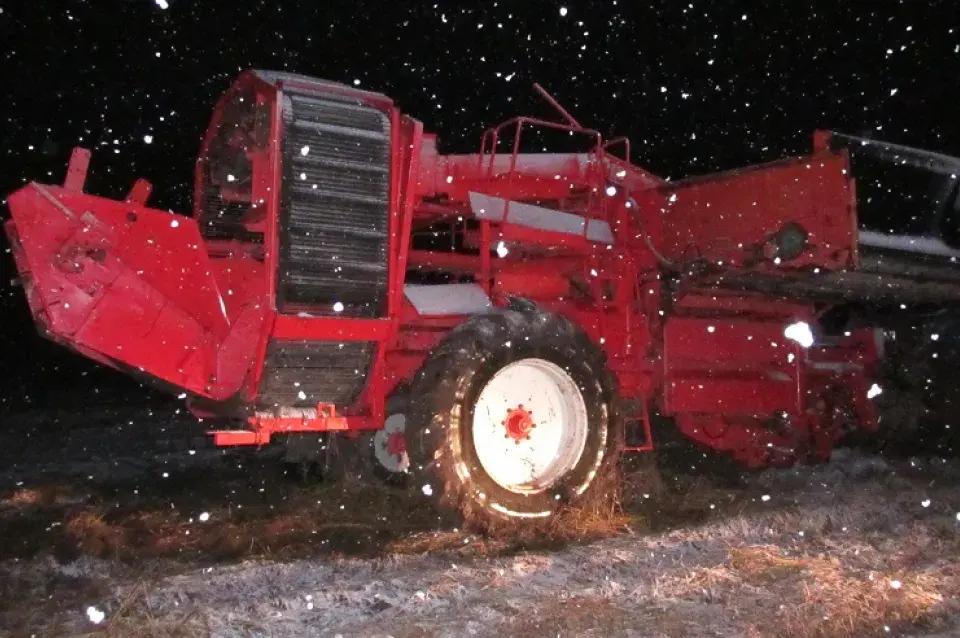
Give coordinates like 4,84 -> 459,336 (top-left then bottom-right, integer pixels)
1,0 -> 957,414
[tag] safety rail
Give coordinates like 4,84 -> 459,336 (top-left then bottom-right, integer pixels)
603,136 -> 631,163
475,115 -> 612,290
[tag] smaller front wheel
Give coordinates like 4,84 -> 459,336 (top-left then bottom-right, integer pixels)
368,394 -> 411,485
407,310 -> 623,533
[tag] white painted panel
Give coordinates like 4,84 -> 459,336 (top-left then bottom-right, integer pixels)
404,283 -> 493,316
469,192 -> 614,244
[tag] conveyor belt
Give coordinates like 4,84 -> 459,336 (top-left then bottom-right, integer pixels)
257,339 -> 373,410
276,85 -> 391,317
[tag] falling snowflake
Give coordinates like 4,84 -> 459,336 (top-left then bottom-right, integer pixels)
784,322 -> 814,348
143,135 -> 153,144
559,7 -> 568,17
86,606 -> 106,624
154,0 -> 169,9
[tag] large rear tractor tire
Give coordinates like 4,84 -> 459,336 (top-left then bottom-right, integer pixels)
406,310 -> 624,535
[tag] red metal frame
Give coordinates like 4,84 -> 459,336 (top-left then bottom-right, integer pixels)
2,70 -> 903,468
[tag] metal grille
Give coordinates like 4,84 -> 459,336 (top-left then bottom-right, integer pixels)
257,339 -> 374,409
276,90 -> 391,317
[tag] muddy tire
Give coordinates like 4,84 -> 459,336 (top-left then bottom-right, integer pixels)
406,310 -> 624,535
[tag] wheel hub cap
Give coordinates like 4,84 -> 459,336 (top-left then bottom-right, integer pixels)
471,358 -> 589,494
373,413 -> 409,473
386,430 -> 407,458
503,405 -> 535,442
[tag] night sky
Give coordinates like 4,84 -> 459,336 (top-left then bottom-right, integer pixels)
1,0 -> 957,413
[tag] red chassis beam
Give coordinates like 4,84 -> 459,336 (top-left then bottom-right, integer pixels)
210,403 -> 382,446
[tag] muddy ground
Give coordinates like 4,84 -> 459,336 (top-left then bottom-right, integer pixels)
0,406 -> 958,637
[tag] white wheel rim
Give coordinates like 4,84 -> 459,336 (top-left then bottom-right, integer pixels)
373,413 -> 409,473
471,358 -> 589,494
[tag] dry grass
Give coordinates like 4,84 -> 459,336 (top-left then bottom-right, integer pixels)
547,507 -> 637,539
727,545 -> 954,638
0,485 -> 86,508
70,581 -> 210,638
385,529 -> 484,555
66,512 -> 128,557
505,594 -> 637,636
545,466 -> 637,540
541,460 -> 644,541
730,544 -> 839,583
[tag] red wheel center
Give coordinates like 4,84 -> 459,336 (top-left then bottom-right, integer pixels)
503,405 -> 535,441
386,431 -> 407,459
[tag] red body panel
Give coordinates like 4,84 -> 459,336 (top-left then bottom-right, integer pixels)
6,184 -> 247,399
657,153 -> 858,270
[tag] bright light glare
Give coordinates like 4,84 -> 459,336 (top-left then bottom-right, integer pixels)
783,321 -> 814,348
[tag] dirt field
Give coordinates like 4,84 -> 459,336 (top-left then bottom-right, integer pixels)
0,408 -> 958,637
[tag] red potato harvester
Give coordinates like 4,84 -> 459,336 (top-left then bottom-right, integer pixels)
6,70 -> 960,529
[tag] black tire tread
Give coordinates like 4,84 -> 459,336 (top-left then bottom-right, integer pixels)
406,309 -> 625,536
